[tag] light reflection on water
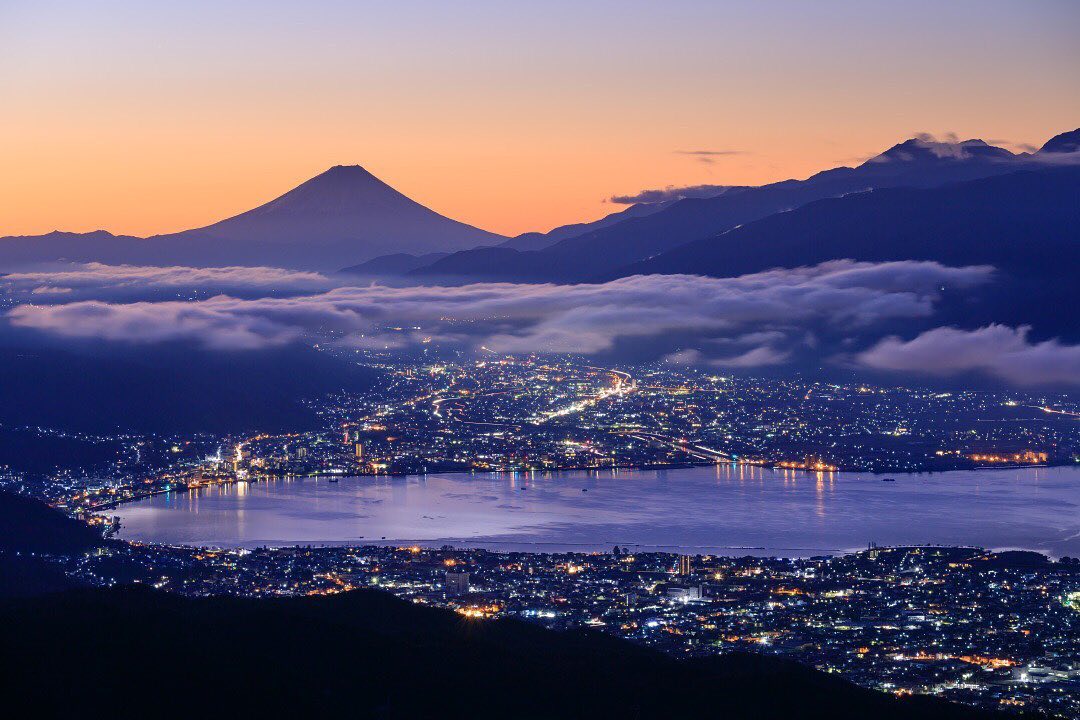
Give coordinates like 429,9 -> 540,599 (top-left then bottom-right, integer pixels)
114,464 -> 1080,557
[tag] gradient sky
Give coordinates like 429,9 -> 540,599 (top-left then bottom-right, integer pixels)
1,0 -> 1077,238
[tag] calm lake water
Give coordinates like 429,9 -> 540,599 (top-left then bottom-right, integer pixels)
113,464 -> 1080,557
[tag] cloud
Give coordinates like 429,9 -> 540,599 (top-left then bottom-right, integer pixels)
857,324 -> 1080,386
6,261 -> 991,365
911,132 -> 982,160
673,149 -> 745,165
1028,149 -> 1080,166
1,263 -> 334,301
711,345 -> 790,368
609,184 -> 737,205
7,297 -> 308,350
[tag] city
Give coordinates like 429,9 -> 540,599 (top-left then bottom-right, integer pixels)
2,353 -> 1078,715
4,353 -> 1076,515
33,538 -> 1080,717
2,4 -> 1078,716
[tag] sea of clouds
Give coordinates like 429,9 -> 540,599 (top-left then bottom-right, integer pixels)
2,260 -> 1077,386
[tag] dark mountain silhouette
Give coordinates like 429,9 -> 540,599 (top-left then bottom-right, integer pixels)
1037,128 -> 1080,155
0,492 -> 103,555
340,251 -> 451,277
0,166 -> 504,271
0,553 -> 83,598
345,199 -> 693,276
612,167 -> 1080,339
0,343 -> 380,434
1,583 -> 1008,720
3,130 -> 1074,277
0,230 -> 147,268
408,132 -> 1073,284
151,165 -> 505,268
499,198 -> 688,251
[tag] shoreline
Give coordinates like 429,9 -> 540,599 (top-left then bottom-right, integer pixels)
100,465 -> 1080,559
86,458 -> 1076,513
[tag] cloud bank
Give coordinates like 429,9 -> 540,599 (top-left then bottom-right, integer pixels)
1,263 -> 334,301
7,261 -> 992,363
858,324 -> 1080,387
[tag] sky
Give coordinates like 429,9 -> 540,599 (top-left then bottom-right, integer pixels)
1,0 -> 1078,238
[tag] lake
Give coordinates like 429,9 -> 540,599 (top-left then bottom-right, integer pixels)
113,464 -> 1080,557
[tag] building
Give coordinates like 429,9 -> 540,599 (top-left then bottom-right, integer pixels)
666,585 -> 703,602
444,571 -> 470,596
678,555 -> 693,576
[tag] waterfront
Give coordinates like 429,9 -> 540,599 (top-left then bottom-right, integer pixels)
114,464 -> 1080,556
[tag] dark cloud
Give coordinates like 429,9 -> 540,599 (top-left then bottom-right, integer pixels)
6,261 -> 991,365
857,324 -> 1080,387
609,184 -> 736,205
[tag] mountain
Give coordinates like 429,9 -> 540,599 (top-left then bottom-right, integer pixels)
1,583 -> 1003,719
0,166 -> 505,271
0,343 -> 380,434
342,198 -> 697,277
613,166 -> 1080,280
612,166 -> 1080,339
498,198 -> 691,251
0,230 -> 147,269
1037,128 -> 1080,156
0,492 -> 104,555
339,251 -> 451,277
407,132 -> 1070,284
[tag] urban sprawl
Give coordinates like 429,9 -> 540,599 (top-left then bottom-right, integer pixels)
3,354 -> 1078,717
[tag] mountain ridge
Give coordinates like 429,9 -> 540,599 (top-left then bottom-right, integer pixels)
406,131 -> 1075,283
3,129 -> 1076,275
0,166 -> 505,271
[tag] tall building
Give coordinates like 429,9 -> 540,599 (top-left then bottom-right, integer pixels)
678,555 -> 693,576
444,571 -> 470,596
355,443 -> 363,459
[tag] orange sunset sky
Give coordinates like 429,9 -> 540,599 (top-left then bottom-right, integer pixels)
1,0 -> 1078,238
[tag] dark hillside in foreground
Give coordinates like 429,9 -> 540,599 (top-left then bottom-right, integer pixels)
0,492 -> 103,554
0,343 -> 379,434
0,492 -> 99,597
1,585 -> 1014,720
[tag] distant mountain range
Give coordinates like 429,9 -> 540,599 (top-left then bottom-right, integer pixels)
402,129 -> 1080,283
2,129 -> 1077,280
0,165 -> 504,271
336,191 -> 694,276
619,166 -> 1080,340
614,167 -> 1080,281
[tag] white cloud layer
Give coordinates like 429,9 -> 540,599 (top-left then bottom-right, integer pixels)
6,261 -> 991,361
857,324 -> 1080,386
2,263 -> 333,297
